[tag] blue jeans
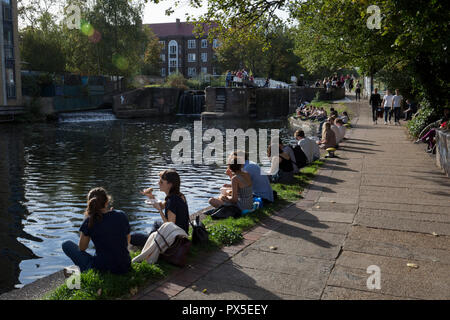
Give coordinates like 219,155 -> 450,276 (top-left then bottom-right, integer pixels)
62,240 -> 94,272
384,107 -> 392,122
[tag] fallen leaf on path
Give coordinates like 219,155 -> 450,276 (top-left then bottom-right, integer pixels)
407,263 -> 419,269
202,289 -> 208,294
432,232 -> 439,237
316,206 -> 320,209
330,201 -> 336,203
192,285 -> 198,291
269,246 -> 278,250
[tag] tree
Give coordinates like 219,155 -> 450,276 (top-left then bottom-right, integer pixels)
215,19 -> 303,82
19,12 -> 66,72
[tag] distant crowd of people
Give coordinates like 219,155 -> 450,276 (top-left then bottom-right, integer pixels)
226,69 -> 255,87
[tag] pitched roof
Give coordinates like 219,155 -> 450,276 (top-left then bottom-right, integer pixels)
145,20 -> 216,38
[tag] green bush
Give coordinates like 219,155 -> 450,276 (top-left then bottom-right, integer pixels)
164,73 -> 188,90
406,103 -> 438,138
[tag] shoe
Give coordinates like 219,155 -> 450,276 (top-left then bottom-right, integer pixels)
384,121 -> 387,125
414,139 -> 421,144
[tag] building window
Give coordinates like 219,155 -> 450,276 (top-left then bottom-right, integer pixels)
188,53 -> 196,62
188,39 -> 196,49
169,41 -> 177,54
201,67 -> 208,74
212,67 -> 218,75
159,41 -> 165,49
169,60 -> 177,67
201,39 -> 208,48
213,39 -> 219,48
201,52 -> 207,62
160,54 -> 165,62
161,68 -> 166,77
188,68 -> 197,77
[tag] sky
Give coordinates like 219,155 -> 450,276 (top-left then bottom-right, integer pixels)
143,0 -> 208,24
142,0 -> 290,24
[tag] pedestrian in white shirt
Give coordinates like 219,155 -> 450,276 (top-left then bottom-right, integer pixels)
392,89 -> 403,126
294,129 -> 320,164
381,90 -> 394,125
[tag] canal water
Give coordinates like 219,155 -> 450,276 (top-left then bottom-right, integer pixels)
0,113 -> 318,293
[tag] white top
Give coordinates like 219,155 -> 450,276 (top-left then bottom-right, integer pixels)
383,95 -> 394,108
393,95 -> 403,108
298,138 -> 320,164
336,125 -> 346,141
331,125 -> 341,143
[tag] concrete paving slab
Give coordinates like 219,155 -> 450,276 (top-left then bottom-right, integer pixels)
354,213 -> 450,236
357,207 -> 450,223
311,202 -> 359,214
359,201 -> 448,214
329,251 -> 450,299
252,231 -> 344,260
172,279 -> 311,300
232,248 -> 334,277
282,206 -> 355,225
199,262 -> 326,299
321,286 -> 415,300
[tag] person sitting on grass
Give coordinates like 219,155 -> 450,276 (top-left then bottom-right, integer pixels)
294,129 -> 320,164
62,187 -> 131,274
317,122 -> 337,149
208,155 -> 254,212
231,150 -> 275,204
131,169 -> 190,247
339,111 -> 350,124
335,119 -> 347,142
267,143 -> 294,183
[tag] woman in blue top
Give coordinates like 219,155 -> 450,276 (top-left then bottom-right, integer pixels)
131,169 -> 189,247
62,187 -> 131,274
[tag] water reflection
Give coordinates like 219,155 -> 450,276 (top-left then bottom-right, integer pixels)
0,115 -> 316,293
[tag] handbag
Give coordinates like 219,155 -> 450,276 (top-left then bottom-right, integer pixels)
155,231 -> 191,267
211,205 -> 242,220
190,215 -> 209,245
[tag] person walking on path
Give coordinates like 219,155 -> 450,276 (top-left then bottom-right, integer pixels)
355,81 -> 362,101
392,89 -> 403,125
381,90 -> 394,125
369,88 -> 382,125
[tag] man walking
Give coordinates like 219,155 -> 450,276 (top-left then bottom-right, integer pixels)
381,90 -> 394,125
369,88 -> 382,124
392,89 -> 403,125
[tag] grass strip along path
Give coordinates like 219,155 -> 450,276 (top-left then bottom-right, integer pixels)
46,160 -> 323,300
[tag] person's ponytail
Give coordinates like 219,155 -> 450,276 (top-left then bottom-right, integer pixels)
84,187 -> 111,228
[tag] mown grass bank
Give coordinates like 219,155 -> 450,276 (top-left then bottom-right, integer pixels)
45,160 -> 323,300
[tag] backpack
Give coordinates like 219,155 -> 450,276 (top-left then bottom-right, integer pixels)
288,145 -> 308,169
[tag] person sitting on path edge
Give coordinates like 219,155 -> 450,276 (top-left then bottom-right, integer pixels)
62,187 -> 131,274
131,169 -> 190,247
231,151 -> 275,204
294,129 -> 320,164
209,155 -> 254,212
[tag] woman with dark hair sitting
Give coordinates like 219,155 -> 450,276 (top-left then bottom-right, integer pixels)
208,155 -> 253,212
131,169 -> 190,247
62,187 -> 131,274
267,142 -> 294,183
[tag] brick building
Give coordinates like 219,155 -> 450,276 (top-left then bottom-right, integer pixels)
145,19 -> 220,78
0,0 -> 22,109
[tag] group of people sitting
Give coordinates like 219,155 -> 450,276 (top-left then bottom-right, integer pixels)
61,128 -> 334,275
316,111 -> 348,149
